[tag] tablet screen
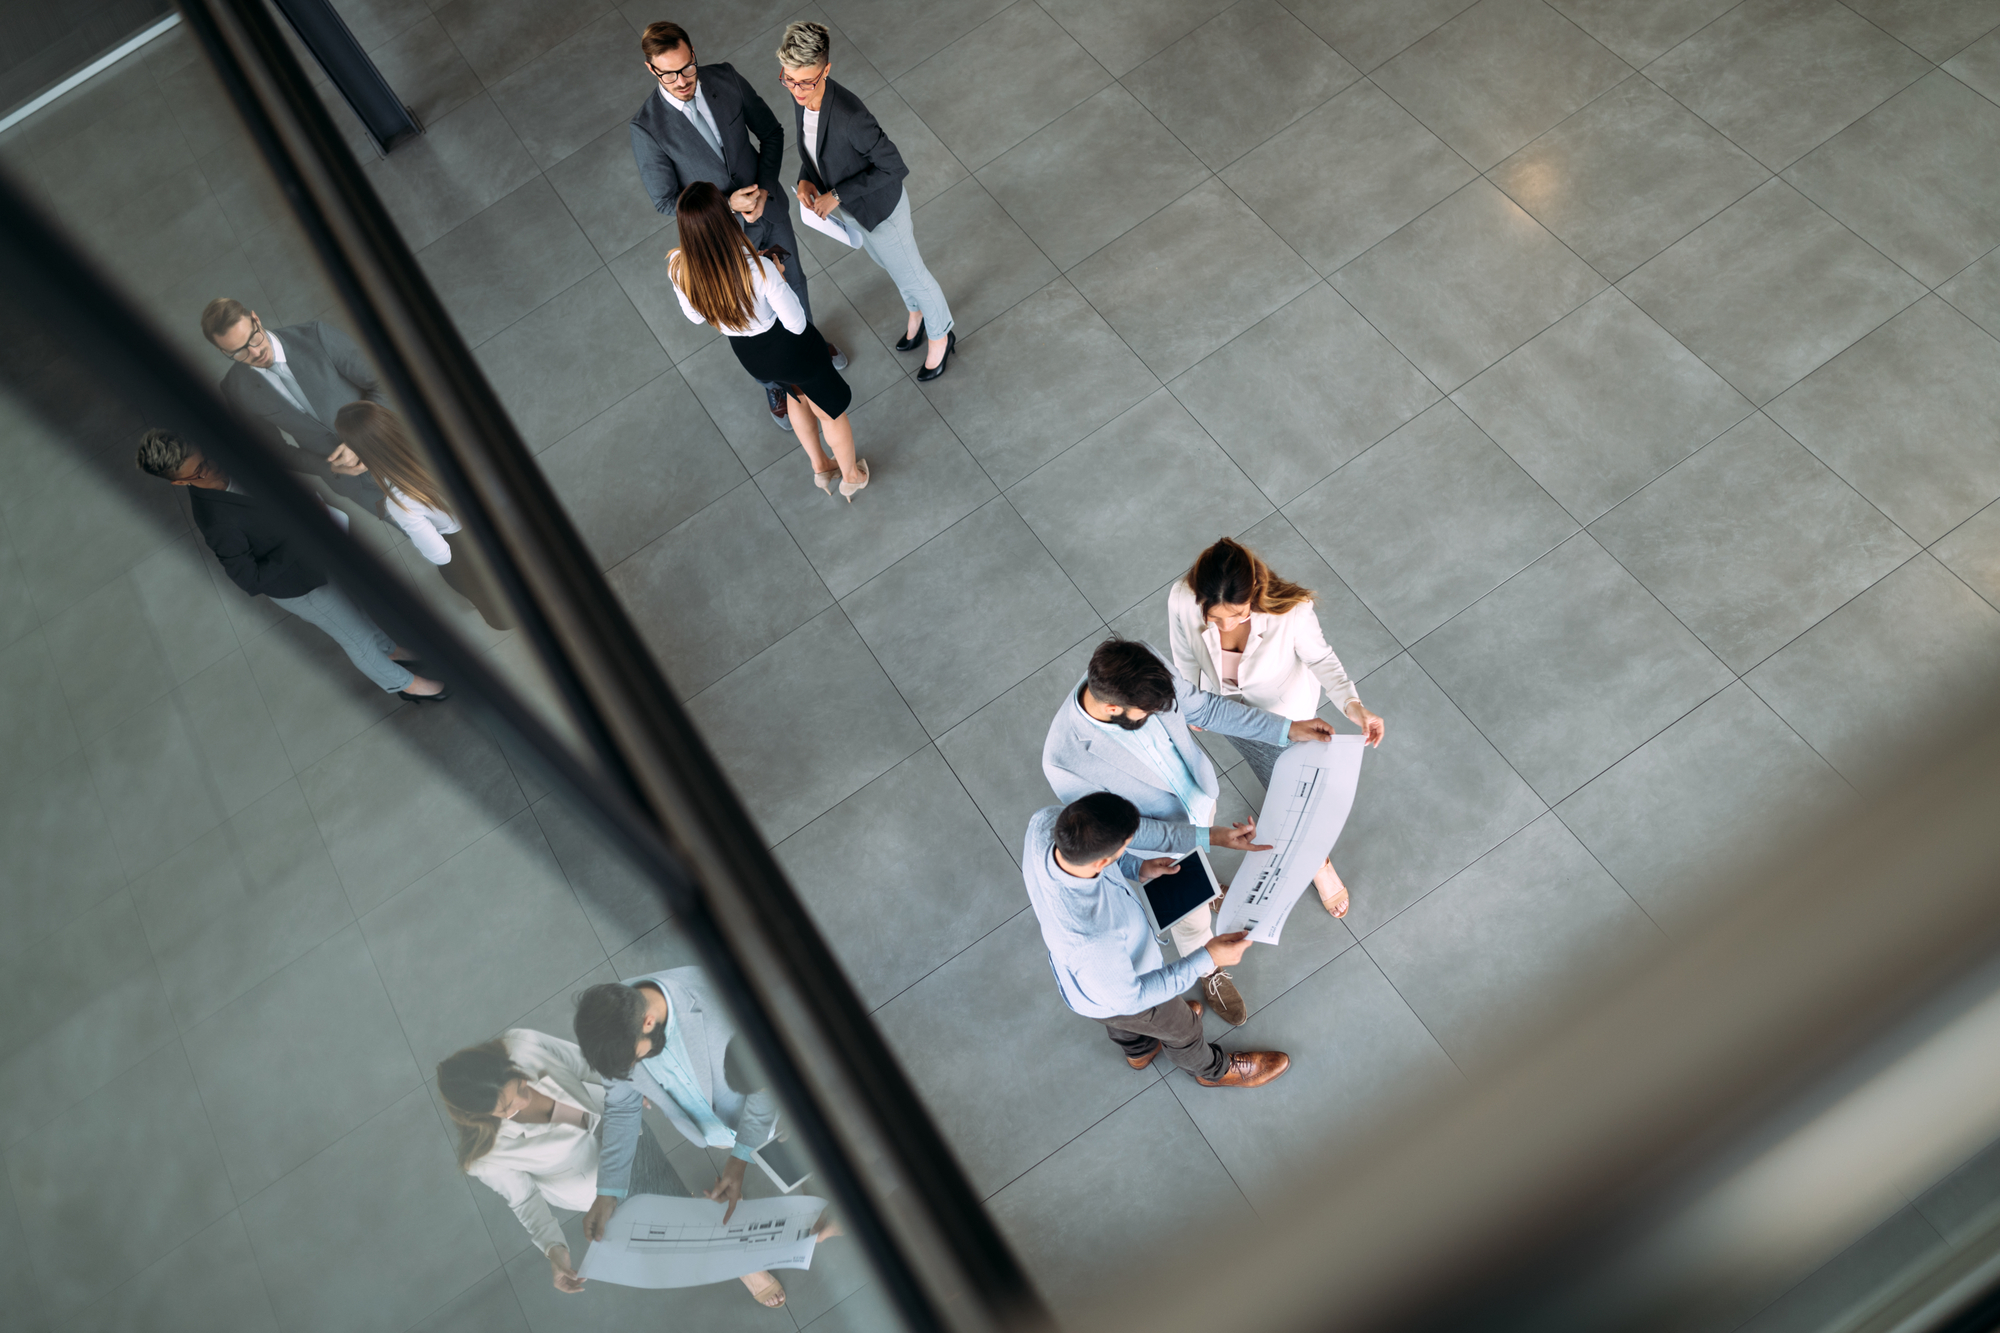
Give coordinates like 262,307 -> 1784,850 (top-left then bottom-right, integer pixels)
1142,850 -> 1220,931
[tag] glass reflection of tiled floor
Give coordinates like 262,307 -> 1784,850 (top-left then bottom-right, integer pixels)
5,0 -> 2000,1328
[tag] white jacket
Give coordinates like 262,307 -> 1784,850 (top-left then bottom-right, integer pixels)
465,1030 -> 606,1258
1166,580 -> 1361,722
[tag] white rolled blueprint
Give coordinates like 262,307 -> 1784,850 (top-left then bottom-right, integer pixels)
797,204 -> 864,247
576,1194 -> 826,1289
1213,736 -> 1366,944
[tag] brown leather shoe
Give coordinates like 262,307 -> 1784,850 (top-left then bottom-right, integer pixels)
1194,1051 -> 1290,1087
1203,969 -> 1248,1026
1124,999 -> 1205,1069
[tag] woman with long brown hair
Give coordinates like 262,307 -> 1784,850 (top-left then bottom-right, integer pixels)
1168,537 -> 1387,918
333,401 -> 515,630
667,180 -> 870,500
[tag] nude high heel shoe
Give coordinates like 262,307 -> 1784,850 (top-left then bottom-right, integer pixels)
839,459 -> 870,502
1314,861 -> 1350,918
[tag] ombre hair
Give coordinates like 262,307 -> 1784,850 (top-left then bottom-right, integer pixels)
437,1039 -> 528,1169
1184,537 -> 1314,617
333,401 -> 454,519
668,181 -> 761,333
777,20 -> 830,67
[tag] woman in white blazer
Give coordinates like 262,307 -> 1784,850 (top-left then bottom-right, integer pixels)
438,1028 -> 719,1296
1168,537 -> 1386,918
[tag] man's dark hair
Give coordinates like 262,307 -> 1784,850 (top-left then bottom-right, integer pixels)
1054,792 -> 1141,863
1086,638 -> 1175,714
640,20 -> 691,58
573,982 -> 650,1079
135,428 -> 192,479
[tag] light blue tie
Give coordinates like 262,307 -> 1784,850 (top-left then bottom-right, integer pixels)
688,94 -> 724,161
268,360 -> 313,416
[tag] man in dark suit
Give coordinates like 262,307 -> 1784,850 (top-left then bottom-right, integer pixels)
629,19 -> 842,431
201,297 -> 386,507
134,429 -> 447,701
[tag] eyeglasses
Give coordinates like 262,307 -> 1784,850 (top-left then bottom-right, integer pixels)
646,55 -> 697,85
779,68 -> 827,92
219,314 -> 265,361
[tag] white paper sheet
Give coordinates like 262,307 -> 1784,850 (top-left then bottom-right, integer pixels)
797,203 -> 863,248
576,1194 -> 825,1289
1213,736 -> 1366,944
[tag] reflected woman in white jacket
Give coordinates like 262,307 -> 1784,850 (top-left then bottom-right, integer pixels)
1168,538 -> 1386,918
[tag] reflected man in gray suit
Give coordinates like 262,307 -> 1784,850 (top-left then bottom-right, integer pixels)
629,19 -> 841,433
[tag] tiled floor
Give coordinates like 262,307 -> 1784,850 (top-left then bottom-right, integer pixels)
4,0 -> 2000,1329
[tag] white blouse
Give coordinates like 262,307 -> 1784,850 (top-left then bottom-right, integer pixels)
1167,579 -> 1361,722
383,482 -> 459,565
465,1030 -> 608,1258
670,251 -> 807,336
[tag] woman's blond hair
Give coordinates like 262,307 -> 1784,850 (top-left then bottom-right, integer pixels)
669,181 -> 761,332
777,20 -> 830,68
437,1039 -> 527,1170
332,401 -> 454,519
1184,537 -> 1314,617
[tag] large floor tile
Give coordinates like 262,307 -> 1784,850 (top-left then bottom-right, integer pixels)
1283,0 -> 1479,70
872,909 -> 1159,1193
418,176 -> 603,348
1946,27 -> 2000,101
1332,179 -> 1606,392
362,94 -> 542,251
42,570 -> 174,744
686,607 -> 931,841
1009,389 -> 1272,617
69,1212 -> 278,1333
1037,0 -> 1234,76
826,177 -> 1057,346
11,448 -> 184,625
1941,245 -> 2000,340
1414,534 -> 1735,803
988,1082 -> 1251,1306
1621,179 -> 1925,406
675,334 -> 807,475
1170,944 -> 1460,1207
433,0 -> 613,83
921,278 -> 1158,490
408,1267 -> 528,1333
1784,72 -> 2000,287
1370,0 -> 1630,170
934,633 -> 1101,848
844,497 -> 1104,733
776,747 -> 1021,1006
605,480 -> 831,698
6,1043 -> 234,1315
608,232 -> 723,365
1745,554 -> 2000,791
1124,0 -> 1359,169
133,779 -> 354,1027
1222,79 -> 1476,277
83,701 -> 225,881
365,15 -> 487,129
1452,288 -> 1753,522
299,701 -> 529,913
1328,655 -> 1547,937
758,381 -> 997,598
894,0 -> 1110,170
1935,503 -> 2000,611
1767,297 -> 2000,546
1848,0 -> 2000,62
128,533 -> 242,686
545,123 -> 673,264
1285,401 -> 1576,643
0,633 -> 79,774
975,84 -> 1209,273
361,810 -> 609,1067
1492,75 -> 1768,282
241,1086 -> 499,1333
487,13 -> 642,169
1556,682 -> 1854,930
1071,178 -> 1318,380
1544,0 -> 1741,65
479,268 -> 673,450
821,0 -> 1014,79
239,610 -> 402,772
185,923 -> 423,1197
1591,414 -> 1917,671
531,789 -> 669,955
1646,0 -> 1930,170
1365,813 -> 1660,1068
176,650 -> 295,817
0,752 -> 125,945
538,371 -> 748,570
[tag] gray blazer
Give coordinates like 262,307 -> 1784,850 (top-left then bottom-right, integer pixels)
1042,644 -> 1290,838
792,78 -> 908,233
597,966 -> 777,1197
218,320 -> 385,468
629,64 -> 785,220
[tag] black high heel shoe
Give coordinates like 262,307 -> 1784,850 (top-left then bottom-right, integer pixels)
894,318 -> 926,352
915,329 -> 956,383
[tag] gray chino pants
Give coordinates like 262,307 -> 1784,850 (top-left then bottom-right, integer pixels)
1099,994 -> 1228,1080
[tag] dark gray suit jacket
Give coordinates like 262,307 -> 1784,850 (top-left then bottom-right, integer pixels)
793,78 -> 908,233
629,64 -> 785,219
218,320 -> 386,475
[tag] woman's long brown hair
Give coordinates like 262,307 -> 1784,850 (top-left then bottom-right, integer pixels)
1185,537 -> 1315,616
669,180 -> 760,332
437,1039 -> 528,1170
333,401 -> 455,519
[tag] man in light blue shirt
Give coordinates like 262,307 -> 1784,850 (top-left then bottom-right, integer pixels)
1022,793 -> 1290,1087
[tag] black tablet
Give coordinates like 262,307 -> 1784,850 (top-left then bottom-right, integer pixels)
1141,848 -> 1221,933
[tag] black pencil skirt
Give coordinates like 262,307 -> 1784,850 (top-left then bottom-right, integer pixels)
729,320 -> 852,419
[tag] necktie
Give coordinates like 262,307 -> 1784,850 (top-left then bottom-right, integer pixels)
689,94 -> 724,160
269,360 -> 313,417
